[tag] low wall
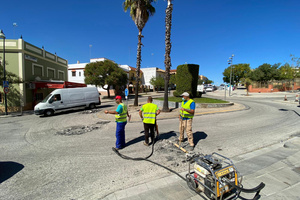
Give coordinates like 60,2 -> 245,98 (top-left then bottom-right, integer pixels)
249,82 -> 300,93
152,99 -> 234,109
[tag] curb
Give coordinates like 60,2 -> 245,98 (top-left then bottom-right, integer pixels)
97,102 -> 249,123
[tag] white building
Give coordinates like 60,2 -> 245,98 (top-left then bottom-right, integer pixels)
68,59 -> 167,94
68,61 -> 87,84
142,67 -> 165,89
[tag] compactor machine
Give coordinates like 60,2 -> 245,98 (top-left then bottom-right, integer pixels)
186,152 -> 265,200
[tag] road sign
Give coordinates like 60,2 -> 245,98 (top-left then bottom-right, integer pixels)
4,87 -> 9,94
3,81 -> 9,88
125,88 -> 128,97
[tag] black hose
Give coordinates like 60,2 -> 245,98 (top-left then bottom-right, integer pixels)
112,136 -> 186,181
112,137 -> 157,161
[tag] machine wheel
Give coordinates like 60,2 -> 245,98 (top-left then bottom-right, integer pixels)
186,174 -> 199,194
44,109 -> 54,117
89,103 -> 96,109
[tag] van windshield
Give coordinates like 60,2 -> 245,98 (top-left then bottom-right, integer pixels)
41,93 -> 52,103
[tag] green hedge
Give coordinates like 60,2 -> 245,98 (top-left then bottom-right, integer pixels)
174,64 -> 199,98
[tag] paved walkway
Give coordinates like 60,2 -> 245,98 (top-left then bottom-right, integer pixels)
2,91 -> 300,199
103,136 -> 300,200
102,90 -> 300,200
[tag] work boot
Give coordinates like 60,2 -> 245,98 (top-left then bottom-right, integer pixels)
143,142 -> 149,146
186,146 -> 194,151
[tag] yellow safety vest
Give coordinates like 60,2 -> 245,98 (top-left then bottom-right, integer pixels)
115,103 -> 127,123
180,99 -> 194,119
142,103 -> 158,124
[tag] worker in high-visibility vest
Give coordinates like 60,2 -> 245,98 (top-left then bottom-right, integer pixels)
139,96 -> 161,146
179,92 -> 195,150
105,95 -> 130,150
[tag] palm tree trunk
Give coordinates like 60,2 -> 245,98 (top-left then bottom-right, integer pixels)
134,29 -> 143,106
162,0 -> 173,112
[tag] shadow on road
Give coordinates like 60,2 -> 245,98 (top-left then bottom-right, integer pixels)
279,108 -> 300,117
193,131 -> 208,146
0,161 -> 24,184
126,131 -> 177,147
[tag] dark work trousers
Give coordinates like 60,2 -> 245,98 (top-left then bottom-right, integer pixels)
116,122 -> 127,149
143,123 -> 155,144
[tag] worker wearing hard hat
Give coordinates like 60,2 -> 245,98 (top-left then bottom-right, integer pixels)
179,92 -> 195,150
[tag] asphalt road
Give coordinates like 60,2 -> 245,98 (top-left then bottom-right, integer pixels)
0,94 -> 300,200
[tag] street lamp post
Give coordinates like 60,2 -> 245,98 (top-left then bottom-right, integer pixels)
0,30 -> 8,115
228,54 -> 234,96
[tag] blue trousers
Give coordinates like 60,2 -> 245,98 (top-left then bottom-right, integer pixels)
116,122 -> 127,148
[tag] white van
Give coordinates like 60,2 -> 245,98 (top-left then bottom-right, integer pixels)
34,87 -> 101,116
197,85 -> 205,97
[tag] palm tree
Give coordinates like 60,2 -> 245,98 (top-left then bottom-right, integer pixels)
123,0 -> 156,106
162,0 -> 173,112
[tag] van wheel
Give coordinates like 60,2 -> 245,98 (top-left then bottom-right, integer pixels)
44,109 -> 54,117
89,103 -> 96,109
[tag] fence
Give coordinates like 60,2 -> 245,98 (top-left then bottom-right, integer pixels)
249,78 -> 300,93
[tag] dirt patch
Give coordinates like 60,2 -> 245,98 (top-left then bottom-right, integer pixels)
56,121 -> 110,136
80,108 -> 102,114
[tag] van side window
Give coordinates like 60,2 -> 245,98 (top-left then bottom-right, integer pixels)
53,94 -> 61,101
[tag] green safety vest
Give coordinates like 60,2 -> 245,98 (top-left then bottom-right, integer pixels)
142,103 -> 158,124
180,99 -> 194,119
115,103 -> 127,123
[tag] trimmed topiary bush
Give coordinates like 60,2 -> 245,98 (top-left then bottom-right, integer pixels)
175,64 -> 199,98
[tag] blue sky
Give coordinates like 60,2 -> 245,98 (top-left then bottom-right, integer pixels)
1,0 -> 299,85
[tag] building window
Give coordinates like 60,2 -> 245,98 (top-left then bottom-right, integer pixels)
79,72 -> 81,76
72,71 -> 76,77
32,64 -> 44,76
47,68 -> 55,79
58,71 -> 65,80
35,93 -> 44,102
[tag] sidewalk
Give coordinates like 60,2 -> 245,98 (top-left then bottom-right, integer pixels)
103,136 -> 300,200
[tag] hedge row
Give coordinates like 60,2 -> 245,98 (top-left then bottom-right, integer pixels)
174,64 -> 199,98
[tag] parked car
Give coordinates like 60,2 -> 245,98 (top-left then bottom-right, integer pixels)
34,87 -> 101,116
205,86 -> 213,92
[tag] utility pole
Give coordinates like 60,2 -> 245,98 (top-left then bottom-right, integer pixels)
228,54 -> 234,96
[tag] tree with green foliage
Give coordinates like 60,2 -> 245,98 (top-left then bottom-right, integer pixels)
174,64 -> 199,98
249,63 -> 280,82
162,0 -> 173,112
223,63 -> 250,85
150,76 -> 164,91
84,60 -> 128,98
279,63 -> 294,80
0,60 -> 23,110
0,60 -> 22,84
204,79 -> 213,84
290,54 -> 300,78
169,74 -> 176,85
241,77 -> 252,96
123,0 -> 156,106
